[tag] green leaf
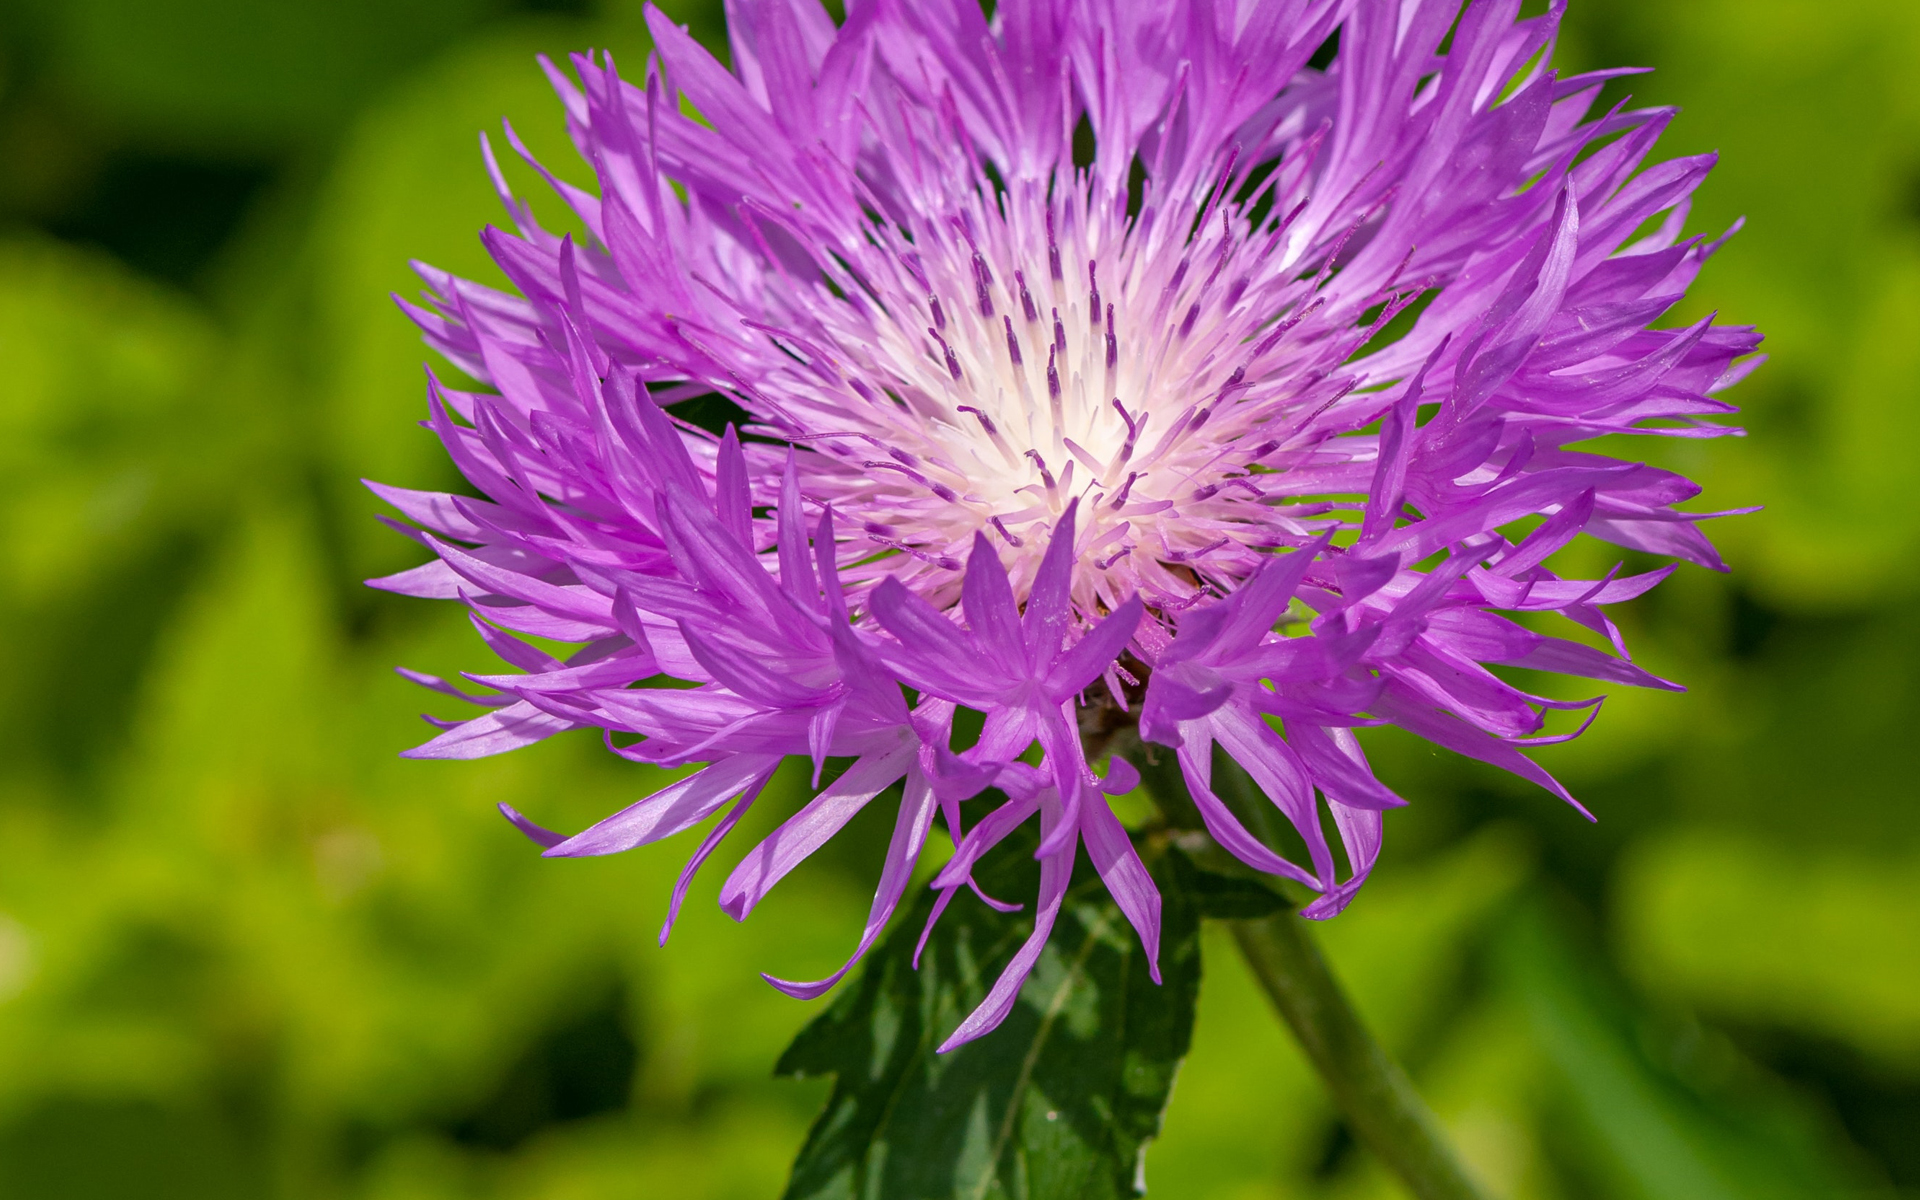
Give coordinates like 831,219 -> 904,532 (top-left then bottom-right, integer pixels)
1164,850 -> 1290,920
776,830 -> 1202,1200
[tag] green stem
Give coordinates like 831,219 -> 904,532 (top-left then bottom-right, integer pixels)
1228,910 -> 1490,1200
1117,735 -> 1487,1200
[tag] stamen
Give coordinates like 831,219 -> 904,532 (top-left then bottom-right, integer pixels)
1251,300 -> 1321,358
1113,407 -> 1148,470
864,459 -> 956,502
1214,365 -> 1247,402
1046,209 -> 1062,280
929,295 -> 946,332
929,327 -> 963,381
1167,537 -> 1230,562
1015,269 -> 1038,323
956,404 -> 997,435
1089,261 -> 1102,325
972,252 -> 995,317
1198,146 -> 1240,228
1024,449 -> 1056,490
1052,307 -> 1067,356
874,536 -> 964,572
1003,315 -> 1023,368
1046,345 -> 1061,400
957,402 -> 1022,466
989,516 -> 1024,547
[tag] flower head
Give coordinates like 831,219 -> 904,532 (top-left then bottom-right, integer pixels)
372,0 -> 1758,1045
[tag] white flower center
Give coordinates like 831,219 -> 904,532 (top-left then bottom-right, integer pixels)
781,183 -> 1366,610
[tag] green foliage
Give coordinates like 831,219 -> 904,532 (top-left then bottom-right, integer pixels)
1618,829 -> 1920,1067
778,833 -> 1202,1200
0,236 -> 226,793
1492,902 -> 1870,1200
23,0 -> 504,150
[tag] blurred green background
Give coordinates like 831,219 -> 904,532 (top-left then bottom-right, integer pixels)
0,0 -> 1916,1196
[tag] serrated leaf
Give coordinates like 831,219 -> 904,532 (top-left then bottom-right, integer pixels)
776,830 -> 1202,1200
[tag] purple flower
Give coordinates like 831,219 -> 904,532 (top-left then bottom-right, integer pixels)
371,0 -> 1758,1045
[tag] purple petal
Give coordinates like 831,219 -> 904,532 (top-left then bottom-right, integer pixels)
1175,735 -> 1321,890
764,763 -> 939,999
547,754 -> 782,857
498,802 -> 567,848
1043,594 -> 1143,700
1099,755 -> 1140,796
1021,500 -> 1079,660
960,531 -> 1024,670
659,773 -> 771,944
937,796 -> 1076,1052
403,700 -> 577,759
1080,797 -> 1161,982
718,738 -> 916,919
